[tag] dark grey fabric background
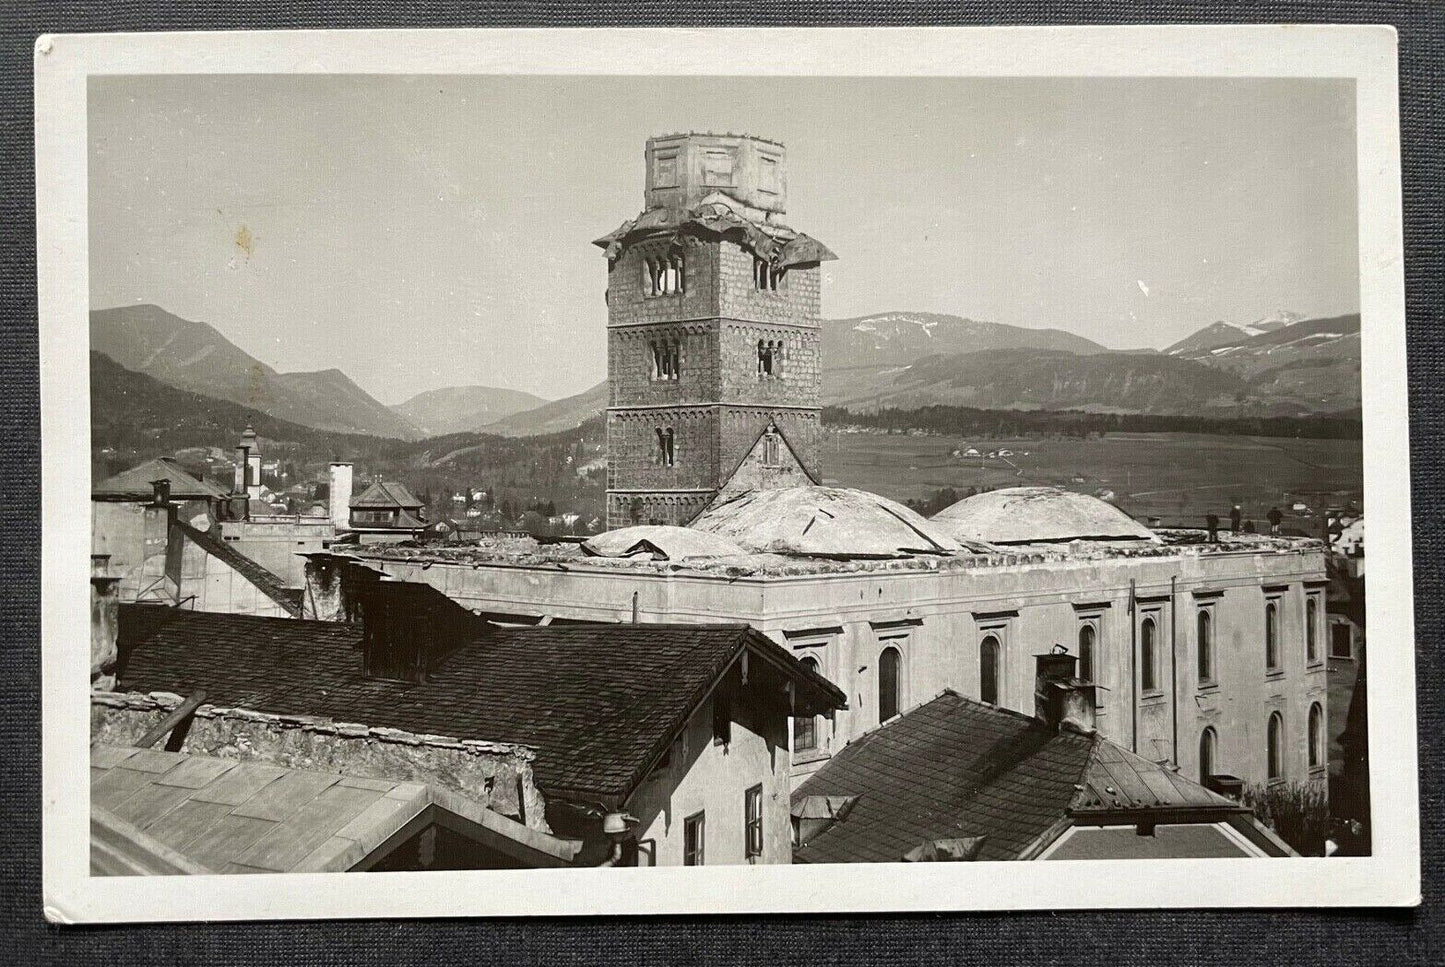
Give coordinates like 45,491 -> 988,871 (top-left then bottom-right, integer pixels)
1,2 -> 1439,963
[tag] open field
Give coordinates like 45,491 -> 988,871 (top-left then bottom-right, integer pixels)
821,430 -> 1363,531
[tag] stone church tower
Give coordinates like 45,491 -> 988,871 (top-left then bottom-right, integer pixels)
595,134 -> 836,528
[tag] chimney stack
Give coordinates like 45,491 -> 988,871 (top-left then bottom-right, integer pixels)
1034,648 -> 1096,733
90,554 -> 120,689
329,462 -> 354,530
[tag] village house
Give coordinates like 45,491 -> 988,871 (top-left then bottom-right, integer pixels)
791,653 -> 1294,863
92,578 -> 844,870
347,476 -> 428,543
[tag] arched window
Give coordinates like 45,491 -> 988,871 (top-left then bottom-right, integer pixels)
1265,601 -> 1280,671
1077,624 -> 1096,684
655,426 -> 675,467
1140,616 -> 1158,692
1199,726 -> 1217,782
761,428 -> 781,468
1306,598 -> 1319,663
878,646 -> 902,722
1267,711 -> 1284,781
793,657 -> 820,753
979,634 -> 1001,705
757,339 -> 775,377
1197,609 -> 1214,683
1308,702 -> 1323,769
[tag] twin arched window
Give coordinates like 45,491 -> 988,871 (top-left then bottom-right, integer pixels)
643,252 -> 684,296
878,646 -> 902,722
649,339 -> 680,381
1267,711 -> 1284,781
979,634 -> 1001,706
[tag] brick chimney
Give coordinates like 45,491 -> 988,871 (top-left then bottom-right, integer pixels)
90,554 -> 120,689
1034,649 -> 1097,733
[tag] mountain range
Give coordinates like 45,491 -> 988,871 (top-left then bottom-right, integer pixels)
389,385 -> 548,437
91,305 -> 1360,447
91,305 -> 426,440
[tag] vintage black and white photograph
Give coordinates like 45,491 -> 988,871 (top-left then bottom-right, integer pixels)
36,27 -> 1418,918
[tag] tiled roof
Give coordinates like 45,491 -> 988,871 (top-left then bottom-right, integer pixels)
174,521 -> 303,616
116,605 -> 845,805
93,457 -> 230,501
90,743 -> 577,874
792,691 -> 1242,864
351,480 -> 423,509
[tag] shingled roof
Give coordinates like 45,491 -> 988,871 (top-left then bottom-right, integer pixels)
93,457 -> 230,501
116,604 -> 845,807
351,480 -> 423,509
792,690 -> 1249,864
173,521 -> 303,616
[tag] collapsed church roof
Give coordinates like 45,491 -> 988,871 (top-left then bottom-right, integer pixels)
593,195 -> 837,268
690,486 -> 972,559
932,487 -> 1157,546
581,525 -> 747,561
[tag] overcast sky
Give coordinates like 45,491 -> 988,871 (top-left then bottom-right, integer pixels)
90,75 -> 1359,404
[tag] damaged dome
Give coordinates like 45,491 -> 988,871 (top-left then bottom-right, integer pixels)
932,487 -> 1157,545
690,487 -> 970,559
581,526 -> 747,562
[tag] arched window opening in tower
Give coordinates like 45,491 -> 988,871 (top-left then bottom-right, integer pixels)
643,253 -> 686,297
757,340 -> 774,377
650,339 -> 680,381
656,426 -> 676,467
752,256 -> 786,291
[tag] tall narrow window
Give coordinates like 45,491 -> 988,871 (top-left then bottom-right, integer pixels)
793,657 -> 819,752
1267,711 -> 1284,781
656,426 -> 675,467
979,634 -> 1001,705
1140,616 -> 1158,692
761,428 -> 781,468
1306,598 -> 1319,663
878,646 -> 902,722
684,811 -> 705,866
744,785 -> 763,861
1077,623 -> 1096,684
757,339 -> 775,377
1197,609 -> 1214,683
1308,702 -> 1324,769
1199,726 -> 1217,782
1331,623 -> 1353,659
1265,601 -> 1280,671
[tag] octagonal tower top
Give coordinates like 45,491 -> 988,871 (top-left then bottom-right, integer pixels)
644,133 -> 787,215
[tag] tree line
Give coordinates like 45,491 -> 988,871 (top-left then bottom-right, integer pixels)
823,405 -> 1362,440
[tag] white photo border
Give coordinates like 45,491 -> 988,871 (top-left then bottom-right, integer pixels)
36,25 -> 1418,922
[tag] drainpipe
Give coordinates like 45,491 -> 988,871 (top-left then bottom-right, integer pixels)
1129,578 -> 1138,753
597,811 -> 636,867
1170,574 -> 1179,769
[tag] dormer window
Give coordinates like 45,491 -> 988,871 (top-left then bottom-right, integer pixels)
650,339 -> 680,382
643,252 -> 685,297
